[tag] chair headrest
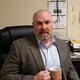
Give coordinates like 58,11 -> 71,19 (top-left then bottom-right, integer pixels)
0,25 -> 33,53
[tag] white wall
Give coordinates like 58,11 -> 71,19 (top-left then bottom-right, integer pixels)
0,0 -> 47,28
68,0 -> 80,40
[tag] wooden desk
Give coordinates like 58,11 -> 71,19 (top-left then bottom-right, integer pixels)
70,52 -> 80,78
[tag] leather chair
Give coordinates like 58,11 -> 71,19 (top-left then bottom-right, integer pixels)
0,25 -> 33,70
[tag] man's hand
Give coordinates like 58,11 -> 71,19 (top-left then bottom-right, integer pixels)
34,70 -> 51,80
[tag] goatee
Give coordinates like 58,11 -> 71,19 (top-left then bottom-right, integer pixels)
38,33 -> 52,42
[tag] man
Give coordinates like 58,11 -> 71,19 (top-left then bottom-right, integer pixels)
0,9 -> 79,80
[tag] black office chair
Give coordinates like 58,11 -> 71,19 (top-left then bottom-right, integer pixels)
0,25 -> 33,70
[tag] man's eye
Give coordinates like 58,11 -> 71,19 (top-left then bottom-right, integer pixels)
45,21 -> 50,24
37,22 -> 42,25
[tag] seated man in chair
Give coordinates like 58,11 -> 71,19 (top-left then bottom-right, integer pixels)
0,9 -> 79,80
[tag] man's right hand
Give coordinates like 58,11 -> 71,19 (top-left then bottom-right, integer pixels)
34,70 -> 51,80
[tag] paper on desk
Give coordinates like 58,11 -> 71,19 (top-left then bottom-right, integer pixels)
70,52 -> 80,58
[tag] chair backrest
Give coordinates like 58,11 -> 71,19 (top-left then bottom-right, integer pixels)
0,25 -> 33,69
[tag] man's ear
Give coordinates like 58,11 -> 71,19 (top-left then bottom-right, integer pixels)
32,22 -> 34,26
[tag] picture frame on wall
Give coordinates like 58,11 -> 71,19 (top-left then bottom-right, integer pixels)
48,0 -> 68,28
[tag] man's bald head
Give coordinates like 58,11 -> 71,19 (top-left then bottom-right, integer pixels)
33,9 -> 52,23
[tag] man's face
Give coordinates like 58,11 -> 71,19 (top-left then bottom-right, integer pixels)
33,11 -> 53,41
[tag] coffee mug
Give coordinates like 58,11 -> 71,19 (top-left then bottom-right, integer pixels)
49,67 -> 62,80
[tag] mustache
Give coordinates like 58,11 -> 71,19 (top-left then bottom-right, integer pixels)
39,29 -> 49,35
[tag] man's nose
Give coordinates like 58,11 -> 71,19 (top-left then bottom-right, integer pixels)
42,23 -> 47,29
